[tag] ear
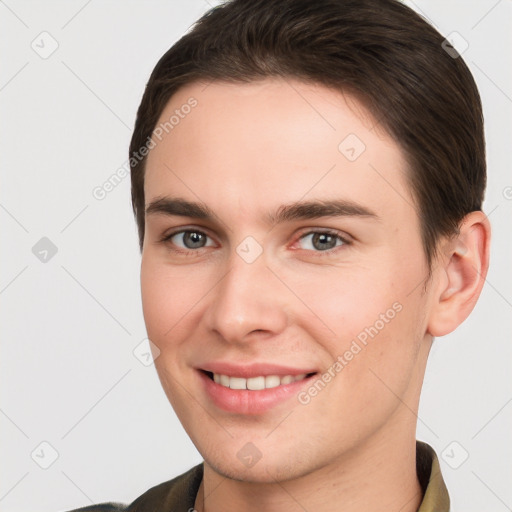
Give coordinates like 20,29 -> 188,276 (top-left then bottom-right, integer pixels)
427,211 -> 491,337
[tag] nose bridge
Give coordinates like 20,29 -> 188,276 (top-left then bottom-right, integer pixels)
204,245 -> 287,343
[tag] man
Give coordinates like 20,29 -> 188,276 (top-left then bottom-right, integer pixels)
70,0 -> 490,510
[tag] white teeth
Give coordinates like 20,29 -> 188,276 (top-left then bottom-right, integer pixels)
265,375 -> 281,388
211,372 -> 311,390
247,376 -> 265,390
229,377 -> 246,390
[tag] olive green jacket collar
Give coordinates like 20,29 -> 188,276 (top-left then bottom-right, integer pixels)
416,440 -> 450,511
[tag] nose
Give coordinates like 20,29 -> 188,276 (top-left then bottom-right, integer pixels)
202,250 -> 289,345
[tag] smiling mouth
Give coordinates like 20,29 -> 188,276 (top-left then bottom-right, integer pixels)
201,370 -> 317,390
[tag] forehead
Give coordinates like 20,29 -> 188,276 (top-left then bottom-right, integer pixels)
144,78 -> 415,226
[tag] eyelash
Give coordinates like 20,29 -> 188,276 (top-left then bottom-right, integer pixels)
158,228 -> 351,258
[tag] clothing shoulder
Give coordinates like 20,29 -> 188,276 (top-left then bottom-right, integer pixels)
61,463 -> 203,512
63,504 -> 127,512
126,463 -> 203,511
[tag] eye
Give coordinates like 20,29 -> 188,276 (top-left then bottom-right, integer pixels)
295,230 -> 350,254
160,229 -> 215,253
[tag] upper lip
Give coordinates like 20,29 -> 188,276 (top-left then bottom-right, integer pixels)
198,362 -> 318,378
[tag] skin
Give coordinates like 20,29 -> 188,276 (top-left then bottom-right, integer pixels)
140,78 -> 490,512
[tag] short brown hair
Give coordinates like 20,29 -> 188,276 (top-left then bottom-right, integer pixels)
129,0 -> 486,267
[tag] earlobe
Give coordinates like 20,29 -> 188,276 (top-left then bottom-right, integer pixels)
427,211 -> 491,337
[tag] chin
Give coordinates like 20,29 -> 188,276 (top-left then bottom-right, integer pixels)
208,461 -> 300,484
203,448 -> 317,484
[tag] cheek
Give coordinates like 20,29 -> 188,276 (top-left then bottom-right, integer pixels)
140,260 -> 172,340
140,257 -> 207,340
331,287 -> 428,416
140,259 -> 203,411
283,263 -> 402,345
287,262 -> 427,385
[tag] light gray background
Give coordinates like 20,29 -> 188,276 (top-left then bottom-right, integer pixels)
1,1 -> 511,511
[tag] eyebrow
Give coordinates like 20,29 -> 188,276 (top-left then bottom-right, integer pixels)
145,196 -> 379,225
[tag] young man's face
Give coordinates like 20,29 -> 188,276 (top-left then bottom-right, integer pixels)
141,78 -> 438,482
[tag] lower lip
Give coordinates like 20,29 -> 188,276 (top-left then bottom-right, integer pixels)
198,370 -> 317,415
